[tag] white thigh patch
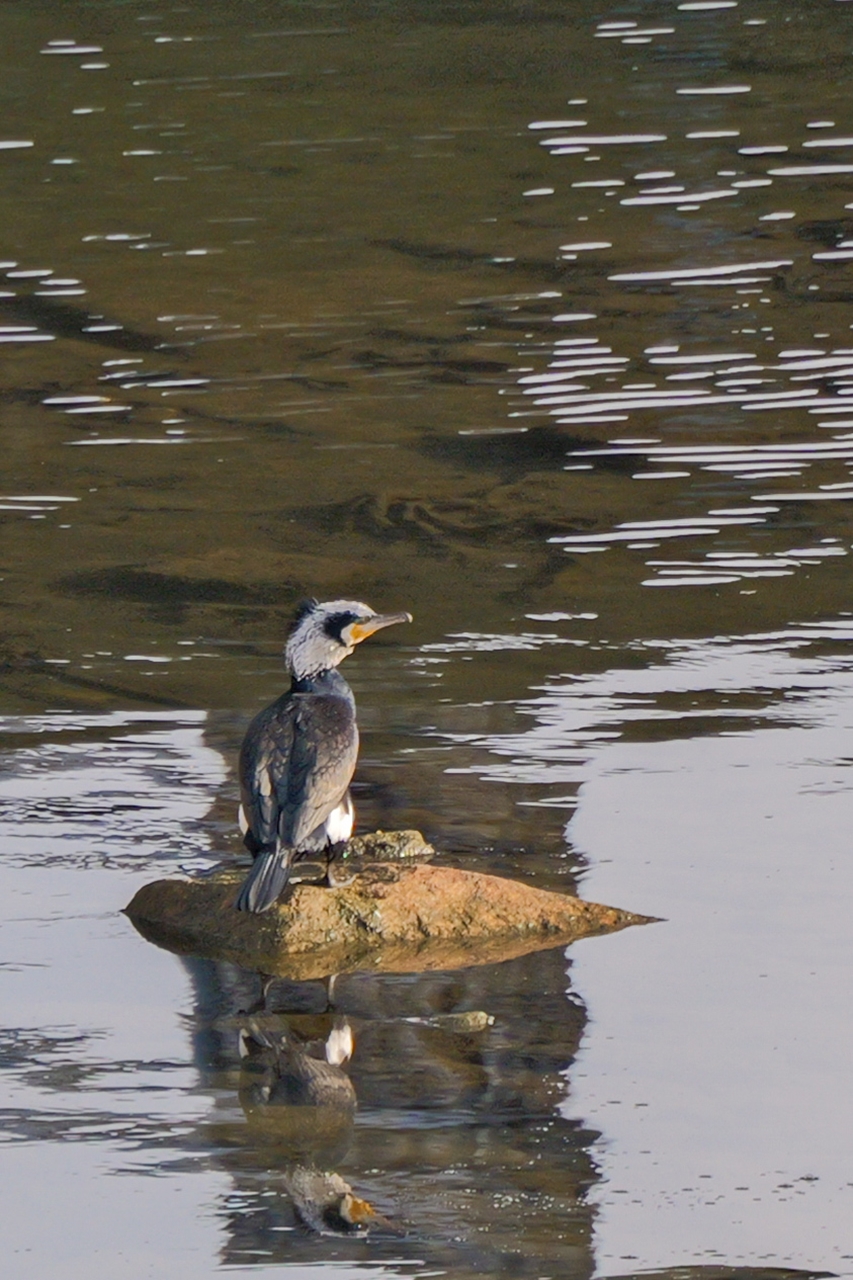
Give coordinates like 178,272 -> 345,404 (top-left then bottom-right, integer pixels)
238,804 -> 248,835
324,794 -> 354,844
325,1019 -> 354,1066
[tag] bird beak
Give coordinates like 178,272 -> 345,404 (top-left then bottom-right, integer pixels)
349,611 -> 412,643
339,1193 -> 399,1234
341,1193 -> 377,1225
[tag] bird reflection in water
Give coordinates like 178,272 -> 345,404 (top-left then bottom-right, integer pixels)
183,949 -> 589,1272
236,1010 -> 396,1236
238,1015 -> 355,1114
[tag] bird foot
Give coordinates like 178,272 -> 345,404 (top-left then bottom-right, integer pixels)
326,862 -> 356,889
239,973 -> 276,1016
325,840 -> 356,888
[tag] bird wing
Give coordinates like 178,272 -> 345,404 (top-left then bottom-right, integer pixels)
279,694 -> 358,847
239,695 -> 295,848
239,691 -> 357,850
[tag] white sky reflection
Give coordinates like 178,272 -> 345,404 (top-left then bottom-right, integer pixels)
435,625 -> 853,1269
546,634 -> 853,1273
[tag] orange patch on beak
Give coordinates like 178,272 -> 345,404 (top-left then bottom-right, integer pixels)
348,611 -> 412,644
342,1194 -> 377,1225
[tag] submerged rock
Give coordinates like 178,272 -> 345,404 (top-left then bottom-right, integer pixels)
126,832 -> 653,979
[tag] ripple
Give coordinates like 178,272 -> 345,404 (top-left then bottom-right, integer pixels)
0,712 -> 222,871
621,188 -> 738,206
40,43 -> 103,55
541,133 -> 667,147
421,631 -> 589,654
610,260 -> 791,283
677,84 -> 751,95
769,164 -> 853,175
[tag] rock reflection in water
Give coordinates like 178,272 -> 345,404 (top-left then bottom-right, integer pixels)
182,950 -> 596,1276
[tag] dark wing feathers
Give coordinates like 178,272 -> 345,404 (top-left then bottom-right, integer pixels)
238,695 -> 295,847
239,691 -> 358,850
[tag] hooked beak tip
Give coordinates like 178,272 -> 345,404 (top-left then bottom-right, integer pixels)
379,611 -> 412,632
352,611 -> 412,641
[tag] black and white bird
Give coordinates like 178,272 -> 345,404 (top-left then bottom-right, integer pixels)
235,598 -> 412,913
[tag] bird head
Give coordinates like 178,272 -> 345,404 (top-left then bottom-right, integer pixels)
285,598 -> 412,679
336,1192 -> 380,1230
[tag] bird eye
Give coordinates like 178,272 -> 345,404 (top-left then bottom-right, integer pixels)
323,612 -> 357,643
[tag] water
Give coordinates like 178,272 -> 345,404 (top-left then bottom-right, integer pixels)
2,0 -> 853,1274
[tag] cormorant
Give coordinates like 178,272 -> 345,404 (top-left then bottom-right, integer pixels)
235,598 -> 412,913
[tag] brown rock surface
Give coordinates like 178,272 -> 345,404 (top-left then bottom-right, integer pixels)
125,842 -> 653,979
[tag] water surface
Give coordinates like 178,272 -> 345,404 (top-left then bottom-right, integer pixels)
2,1 -> 853,1276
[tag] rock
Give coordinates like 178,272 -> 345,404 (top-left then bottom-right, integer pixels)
289,829 -> 434,884
344,828 -> 434,861
416,1011 -> 495,1033
125,835 -> 654,979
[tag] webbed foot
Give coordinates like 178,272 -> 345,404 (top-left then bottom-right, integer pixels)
326,841 -> 356,888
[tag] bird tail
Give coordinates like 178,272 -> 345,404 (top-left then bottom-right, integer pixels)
235,844 -> 293,913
